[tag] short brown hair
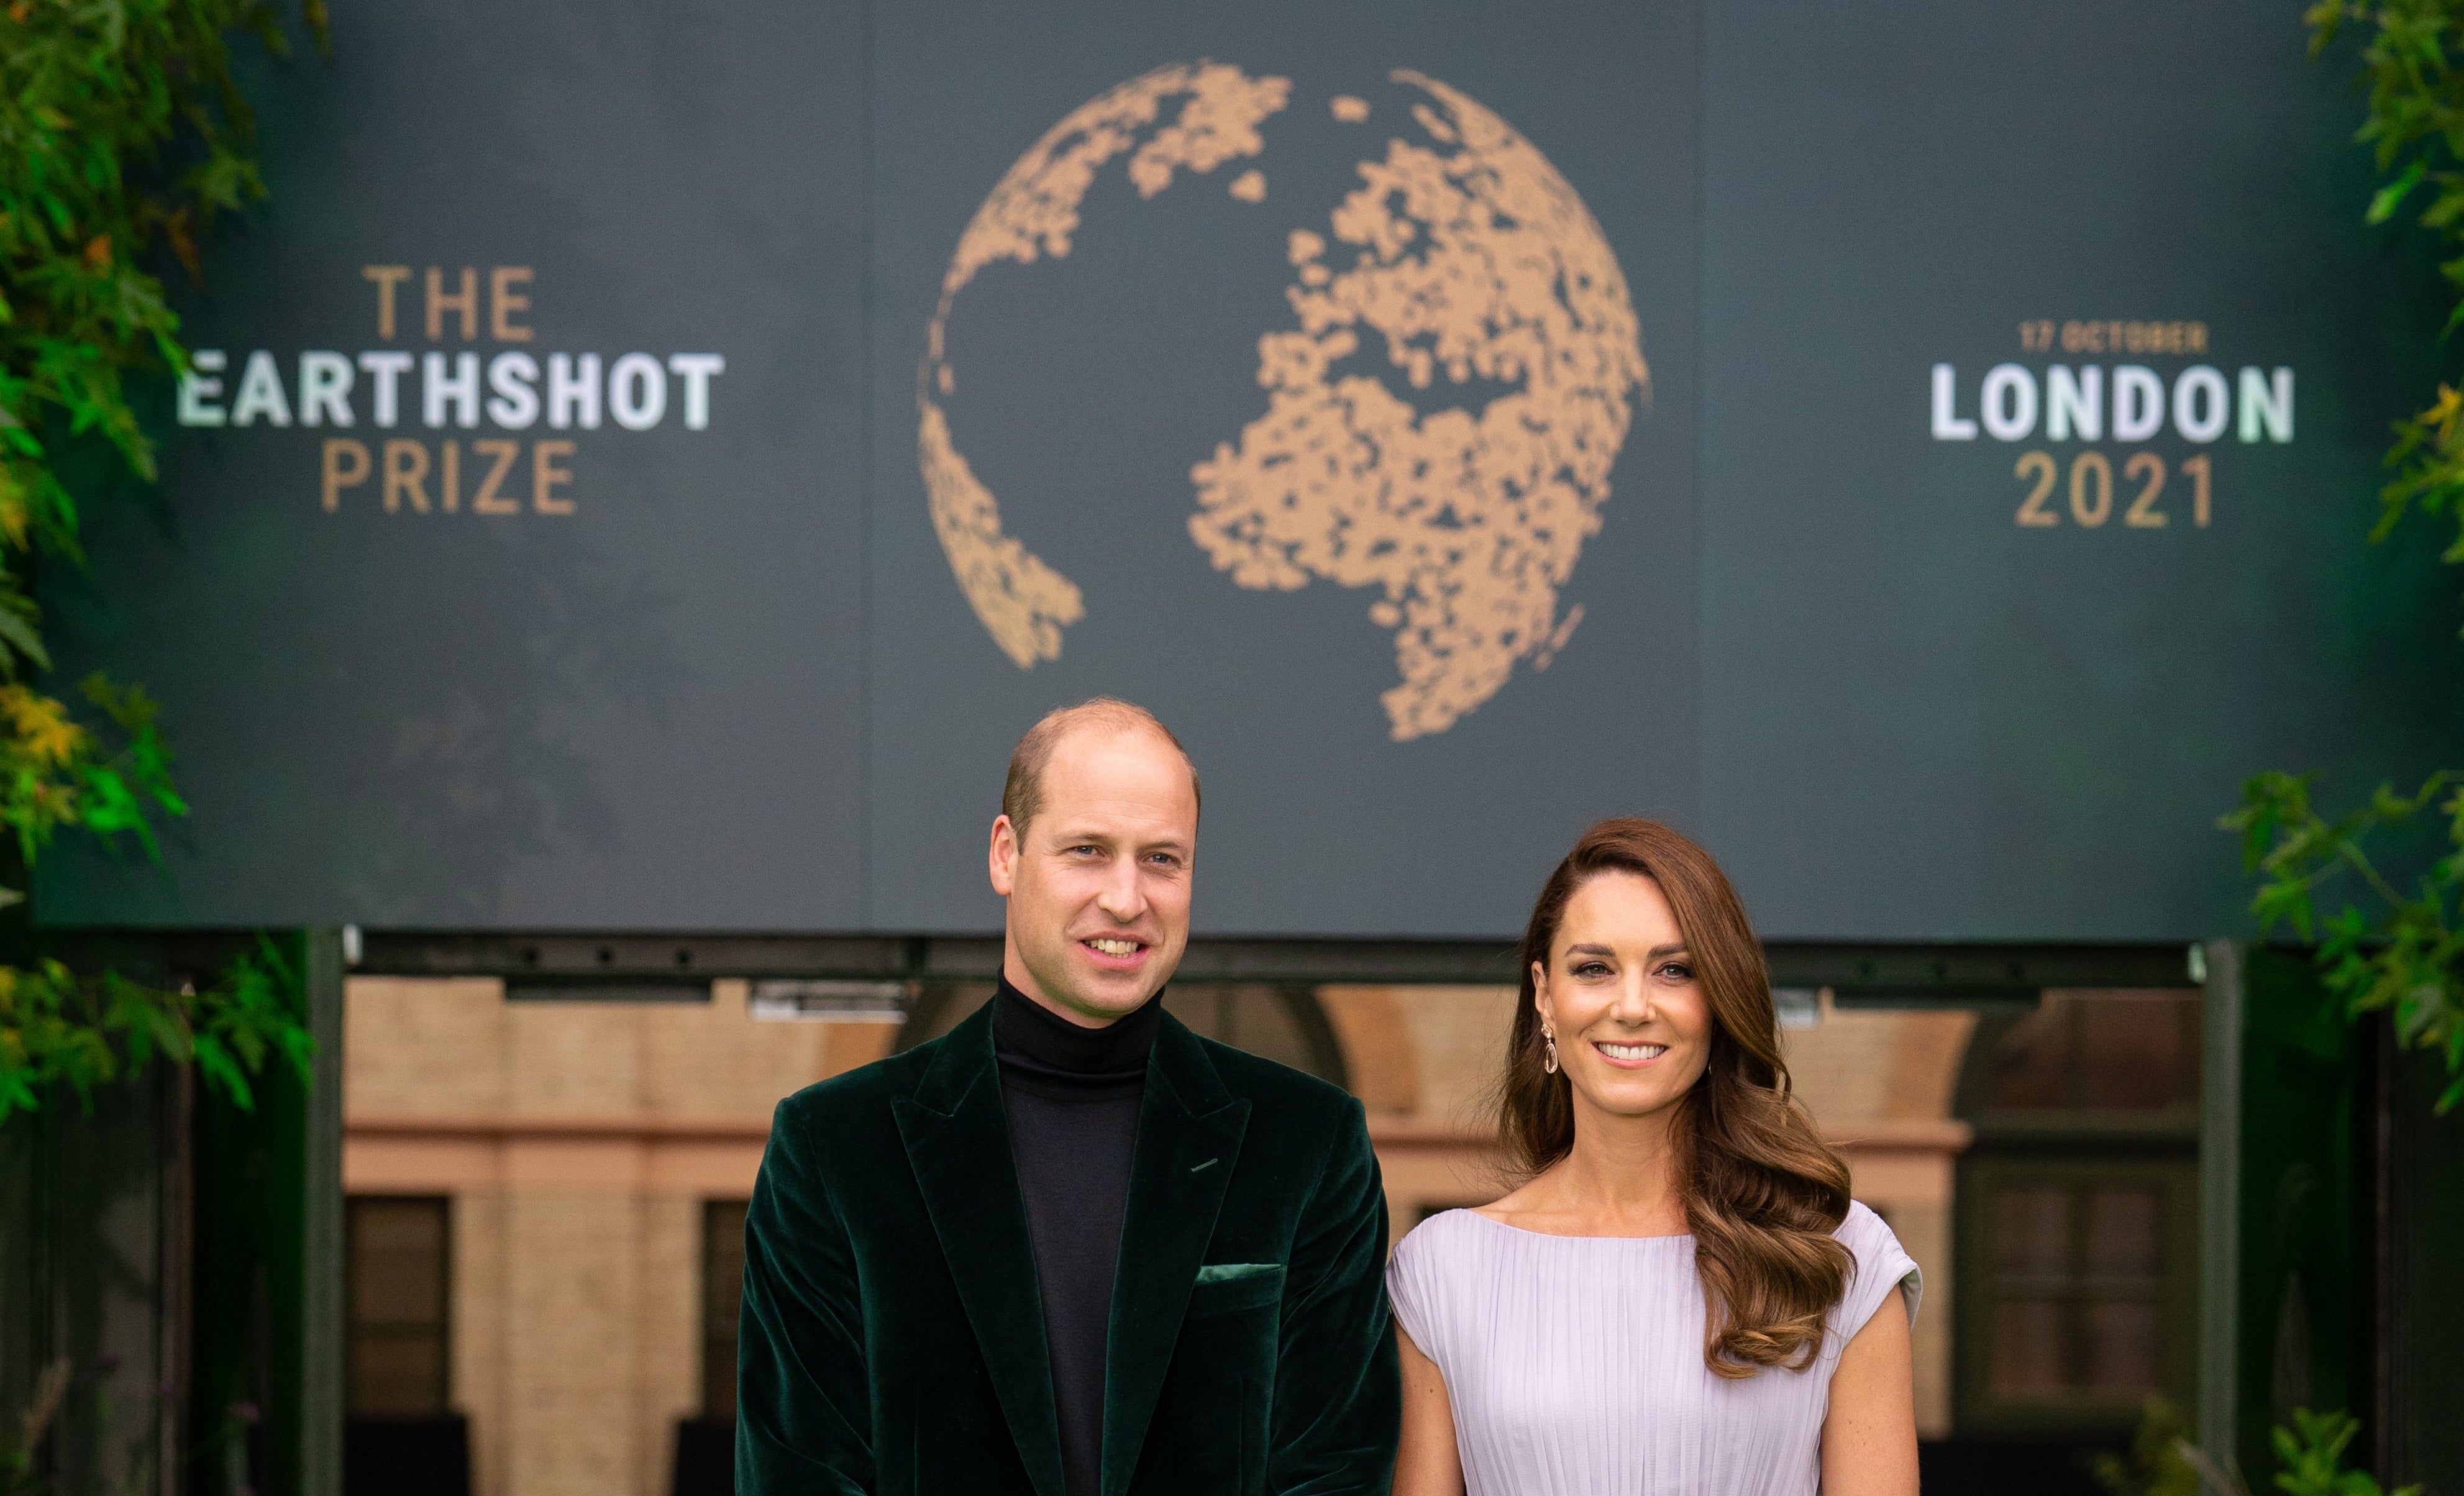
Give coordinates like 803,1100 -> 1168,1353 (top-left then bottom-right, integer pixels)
1500,817 -> 1852,1377
1001,698 -> 1201,833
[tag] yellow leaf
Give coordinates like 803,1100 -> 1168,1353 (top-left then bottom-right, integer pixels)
2428,383 -> 2464,447
0,686 -> 85,765
0,470 -> 27,550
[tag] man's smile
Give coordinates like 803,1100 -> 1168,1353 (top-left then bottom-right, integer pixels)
1080,935 -> 1149,968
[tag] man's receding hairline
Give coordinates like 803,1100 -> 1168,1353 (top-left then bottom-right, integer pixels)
1002,698 -> 1201,834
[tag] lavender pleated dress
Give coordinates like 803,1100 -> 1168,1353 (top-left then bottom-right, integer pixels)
1386,1201 -> 1920,1495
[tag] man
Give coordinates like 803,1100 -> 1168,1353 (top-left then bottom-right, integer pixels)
738,698 -> 1399,1496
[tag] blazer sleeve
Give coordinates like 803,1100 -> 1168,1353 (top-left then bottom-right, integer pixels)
1267,1096 -> 1402,1495
737,1095 -> 874,1496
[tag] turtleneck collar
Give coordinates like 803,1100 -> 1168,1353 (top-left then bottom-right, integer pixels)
992,972 -> 1164,1100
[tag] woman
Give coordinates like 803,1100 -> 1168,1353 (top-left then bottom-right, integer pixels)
1387,818 -> 1919,1496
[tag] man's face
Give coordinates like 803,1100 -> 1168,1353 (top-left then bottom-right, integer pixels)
989,727 -> 1198,1026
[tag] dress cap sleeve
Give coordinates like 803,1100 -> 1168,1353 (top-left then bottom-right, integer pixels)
1835,1200 -> 1922,1338
1384,1210 -> 1458,1362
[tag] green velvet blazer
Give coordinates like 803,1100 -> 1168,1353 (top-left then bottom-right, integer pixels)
736,1001 -> 1400,1496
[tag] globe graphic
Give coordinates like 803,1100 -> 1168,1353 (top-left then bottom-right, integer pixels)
919,63 -> 1647,741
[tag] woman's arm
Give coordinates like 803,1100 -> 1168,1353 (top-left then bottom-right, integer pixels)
1818,1284 -> 1919,1496
1391,1324 -> 1465,1496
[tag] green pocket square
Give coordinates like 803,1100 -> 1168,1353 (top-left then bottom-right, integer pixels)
1187,1261 -> 1286,1320
1193,1262 -> 1280,1284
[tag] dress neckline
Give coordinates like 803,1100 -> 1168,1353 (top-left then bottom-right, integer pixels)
1459,1208 -> 1693,1243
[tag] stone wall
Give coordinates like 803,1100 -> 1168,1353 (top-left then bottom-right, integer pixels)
344,975 -> 1977,1490
344,977 -> 893,1496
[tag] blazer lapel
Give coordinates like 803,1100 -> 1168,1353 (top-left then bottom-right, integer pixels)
1100,1015 -> 1251,1496
892,1005 -> 1066,1496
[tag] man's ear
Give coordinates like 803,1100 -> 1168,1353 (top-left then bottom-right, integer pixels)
989,814 -> 1020,898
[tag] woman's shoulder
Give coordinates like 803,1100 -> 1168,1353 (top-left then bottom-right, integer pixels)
1832,1200 -> 1905,1262
1389,1210 -> 1521,1305
1386,1209 -> 1503,1354
1833,1198 -> 1891,1246
1831,1200 -> 1923,1329
1392,1206 -> 1499,1269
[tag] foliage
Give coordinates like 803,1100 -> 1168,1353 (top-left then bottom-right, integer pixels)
2223,0 -> 2454,1384
0,937 -> 310,1123
2091,1397 -> 2202,1496
0,1 -> 324,1118
2311,0 -> 2464,552
2225,771 -> 2464,1108
2151,1408 -> 2415,1496
2225,2 -> 2464,1112
0,0 -> 327,900
2271,1409 -> 2420,1496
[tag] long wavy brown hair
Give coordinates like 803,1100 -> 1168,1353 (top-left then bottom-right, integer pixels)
1499,817 -> 1853,1376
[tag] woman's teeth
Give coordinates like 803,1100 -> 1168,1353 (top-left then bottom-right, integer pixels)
1596,1041 -> 1667,1061
1087,937 -> 1140,956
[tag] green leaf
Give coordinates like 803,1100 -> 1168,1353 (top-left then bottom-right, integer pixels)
2370,158 -> 2427,222
191,1032 -> 252,1112
0,608 -> 48,674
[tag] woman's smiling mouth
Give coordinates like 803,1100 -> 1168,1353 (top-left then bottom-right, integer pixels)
1594,1040 -> 1668,1065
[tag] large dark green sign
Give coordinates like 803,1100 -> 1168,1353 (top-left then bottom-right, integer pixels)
38,1 -> 2463,939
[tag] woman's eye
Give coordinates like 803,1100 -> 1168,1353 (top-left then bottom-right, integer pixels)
1658,962 -> 1693,980
1573,961 -> 1612,978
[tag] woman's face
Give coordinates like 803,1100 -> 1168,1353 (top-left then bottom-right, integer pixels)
1533,870 -> 1715,1121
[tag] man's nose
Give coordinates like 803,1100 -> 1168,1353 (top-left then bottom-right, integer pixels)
1096,862 -> 1147,923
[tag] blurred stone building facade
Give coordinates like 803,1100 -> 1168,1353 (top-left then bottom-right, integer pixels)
343,977 -> 2184,1496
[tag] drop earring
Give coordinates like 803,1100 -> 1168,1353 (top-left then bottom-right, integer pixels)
1543,1025 -> 1559,1075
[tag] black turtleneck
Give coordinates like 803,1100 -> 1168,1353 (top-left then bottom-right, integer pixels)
992,975 -> 1163,1496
